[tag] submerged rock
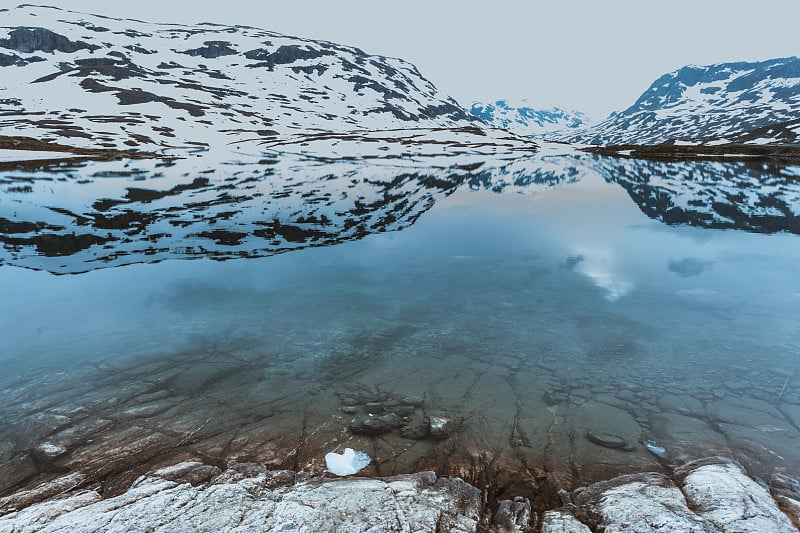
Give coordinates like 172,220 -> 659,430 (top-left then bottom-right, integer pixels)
544,389 -> 569,406
400,416 -> 430,440
656,393 -> 704,416
402,396 -> 424,406
585,430 -> 635,452
429,416 -> 456,439
348,413 -> 403,435
34,442 -> 67,460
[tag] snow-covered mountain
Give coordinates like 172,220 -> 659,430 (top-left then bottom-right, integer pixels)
470,99 -> 589,138
569,57 -> 800,146
0,5 -> 481,152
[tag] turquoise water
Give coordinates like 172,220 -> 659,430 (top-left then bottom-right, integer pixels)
1,152 -> 799,497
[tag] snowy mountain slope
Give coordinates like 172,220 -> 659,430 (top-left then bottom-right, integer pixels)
470,99 -> 589,138
0,5 -> 481,152
569,57 -> 800,146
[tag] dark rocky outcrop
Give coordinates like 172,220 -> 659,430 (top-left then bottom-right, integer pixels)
0,27 -> 99,54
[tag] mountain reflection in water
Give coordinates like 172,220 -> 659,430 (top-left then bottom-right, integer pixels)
2,147 -> 797,274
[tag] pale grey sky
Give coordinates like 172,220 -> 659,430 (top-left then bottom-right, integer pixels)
34,1 -> 800,118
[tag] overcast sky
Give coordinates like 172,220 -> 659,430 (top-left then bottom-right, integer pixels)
36,1 -> 800,118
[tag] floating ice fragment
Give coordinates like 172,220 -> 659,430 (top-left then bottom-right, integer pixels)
325,448 -> 371,476
643,439 -> 668,460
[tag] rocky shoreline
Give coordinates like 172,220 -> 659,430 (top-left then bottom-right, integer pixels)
3,332 -> 799,514
1,456 -> 798,532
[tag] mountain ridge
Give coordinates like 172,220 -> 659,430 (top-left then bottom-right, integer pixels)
0,4 -> 486,153
568,56 -> 800,146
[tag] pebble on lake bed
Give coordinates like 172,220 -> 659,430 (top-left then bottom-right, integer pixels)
586,431 -> 635,451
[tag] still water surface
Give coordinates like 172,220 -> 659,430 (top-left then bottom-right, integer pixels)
1,150 -> 799,499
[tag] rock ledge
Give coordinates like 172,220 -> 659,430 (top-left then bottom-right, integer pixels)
1,457 -> 798,532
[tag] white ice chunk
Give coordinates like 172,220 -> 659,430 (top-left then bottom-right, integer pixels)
325,448 -> 371,476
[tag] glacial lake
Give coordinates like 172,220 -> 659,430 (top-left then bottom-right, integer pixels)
1,147 -> 799,504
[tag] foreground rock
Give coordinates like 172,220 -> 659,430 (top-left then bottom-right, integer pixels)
565,457 -> 798,533
1,457 -> 797,532
676,458 -> 797,532
0,462 -> 484,533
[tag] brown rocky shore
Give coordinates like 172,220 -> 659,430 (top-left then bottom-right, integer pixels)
1,456 -> 798,532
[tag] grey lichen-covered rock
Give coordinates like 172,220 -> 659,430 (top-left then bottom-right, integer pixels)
2,457 -> 798,532
540,509 -> 591,532
0,461 -> 484,533
675,457 -> 798,533
571,472 -> 718,532
556,457 -> 800,532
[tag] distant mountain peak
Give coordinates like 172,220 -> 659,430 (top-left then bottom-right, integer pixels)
470,99 -> 590,138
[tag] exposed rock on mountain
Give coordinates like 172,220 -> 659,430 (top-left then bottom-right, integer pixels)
569,57 -> 800,146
